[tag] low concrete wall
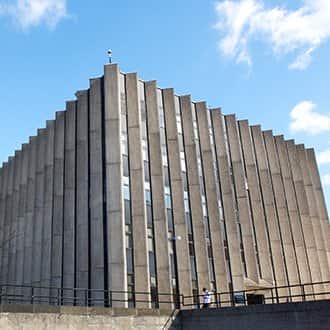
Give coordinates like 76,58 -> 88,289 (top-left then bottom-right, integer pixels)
2,300 -> 329,329
0,305 -> 180,330
181,300 -> 330,330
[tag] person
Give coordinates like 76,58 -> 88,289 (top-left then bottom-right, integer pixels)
202,288 -> 211,308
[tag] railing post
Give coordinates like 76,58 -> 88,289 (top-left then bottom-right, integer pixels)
174,293 -> 180,310
57,288 -> 61,306
109,291 -> 112,308
85,289 -> 88,307
301,284 -> 306,302
214,291 -> 219,308
31,287 -> 34,305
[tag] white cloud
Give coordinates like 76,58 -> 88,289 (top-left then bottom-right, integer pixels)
0,0 -> 68,30
317,149 -> 330,165
322,174 -> 330,187
289,101 -> 330,135
214,0 -> 330,70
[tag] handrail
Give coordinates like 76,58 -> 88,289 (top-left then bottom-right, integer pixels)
0,280 -> 329,309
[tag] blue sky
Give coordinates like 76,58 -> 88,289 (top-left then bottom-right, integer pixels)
0,0 -> 329,210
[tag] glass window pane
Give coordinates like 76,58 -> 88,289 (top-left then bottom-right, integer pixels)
165,194 -> 172,209
126,234 -> 133,249
181,158 -> 186,172
164,167 -> 170,186
185,212 -> 192,234
225,247 -> 230,260
204,218 -> 210,238
149,252 -> 156,276
126,248 -> 133,274
209,259 -> 215,281
125,200 -> 131,224
127,274 -> 134,285
208,244 -> 213,258
150,276 -> 157,287
124,184 -> 130,200
184,198 -> 189,212
190,257 -> 197,280
148,237 -> 154,252
144,161 -> 150,182
123,155 -> 129,177
145,189 -> 151,204
121,114 -> 127,133
189,242 -> 194,256
121,135 -> 128,155
167,208 -> 174,232
142,123 -> 147,140
147,204 -> 152,227
170,254 -> 176,279
178,135 -> 184,151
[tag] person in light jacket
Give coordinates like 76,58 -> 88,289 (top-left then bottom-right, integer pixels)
202,288 -> 211,308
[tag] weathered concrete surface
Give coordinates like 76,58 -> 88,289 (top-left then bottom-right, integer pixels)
181,300 -> 330,330
0,301 -> 329,330
0,307 -> 180,330
211,109 -> 244,292
163,89 -> 192,299
180,95 -> 210,292
196,102 -> 228,293
145,81 -> 172,304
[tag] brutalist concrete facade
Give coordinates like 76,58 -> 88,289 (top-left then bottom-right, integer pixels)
0,64 -> 329,308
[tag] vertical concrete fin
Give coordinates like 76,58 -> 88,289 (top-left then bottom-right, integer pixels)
195,102 -> 228,293
306,148 -> 330,276
23,136 -> 37,288
238,120 -> 273,285
41,120 -> 55,302
224,114 -> 259,285
252,128 -> 287,290
89,78 -> 106,304
162,88 -> 193,299
179,95 -> 210,293
144,80 -> 172,306
211,108 -> 244,292
263,131 -> 300,294
126,72 -> 150,307
62,101 -> 76,303
285,141 -> 323,296
8,150 -> 22,290
75,90 -> 90,301
16,143 -> 29,292
274,136 -> 311,283
31,129 -> 46,289
104,64 -> 127,305
296,145 -> 330,285
0,163 -> 6,279
51,111 -> 65,291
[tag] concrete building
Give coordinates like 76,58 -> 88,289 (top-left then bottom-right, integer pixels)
0,63 -> 329,308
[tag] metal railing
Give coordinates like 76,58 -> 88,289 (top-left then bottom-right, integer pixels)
182,280 -> 330,308
0,284 -> 180,308
0,281 -> 329,309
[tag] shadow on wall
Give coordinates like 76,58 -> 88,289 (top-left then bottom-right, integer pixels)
162,310 -> 181,330
179,300 -> 330,330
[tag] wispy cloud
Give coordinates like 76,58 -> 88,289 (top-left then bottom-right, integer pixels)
317,149 -> 330,165
289,101 -> 330,135
0,0 -> 68,30
322,173 -> 330,187
214,0 -> 330,70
